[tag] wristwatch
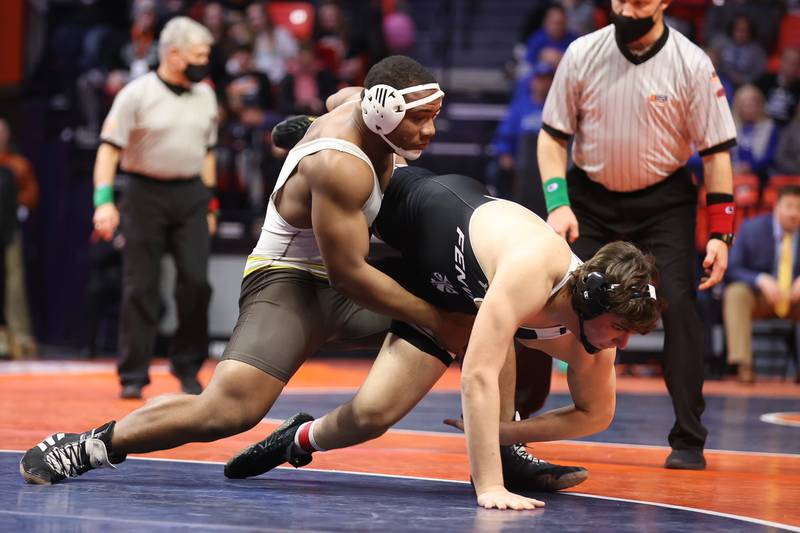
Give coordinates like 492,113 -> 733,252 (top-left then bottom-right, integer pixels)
709,232 -> 735,246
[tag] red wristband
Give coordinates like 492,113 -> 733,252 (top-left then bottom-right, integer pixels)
707,201 -> 735,235
208,196 -> 220,215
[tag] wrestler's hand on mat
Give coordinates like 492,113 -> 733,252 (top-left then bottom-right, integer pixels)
477,485 -> 545,510
93,203 -> 120,241
698,238 -> 728,290
546,205 -> 580,243
432,311 -> 474,355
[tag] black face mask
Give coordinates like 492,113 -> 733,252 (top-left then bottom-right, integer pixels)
610,8 -> 657,44
184,62 -> 210,83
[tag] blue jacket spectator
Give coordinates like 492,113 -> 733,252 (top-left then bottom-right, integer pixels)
492,64 -> 554,158
723,186 -> 800,383
732,85 -> 780,182
726,212 -> 800,288
714,15 -> 767,88
524,5 -> 577,68
490,62 -> 555,215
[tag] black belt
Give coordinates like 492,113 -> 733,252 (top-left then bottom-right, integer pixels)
123,170 -> 200,183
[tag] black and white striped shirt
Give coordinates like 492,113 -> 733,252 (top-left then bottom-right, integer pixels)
542,25 -> 736,192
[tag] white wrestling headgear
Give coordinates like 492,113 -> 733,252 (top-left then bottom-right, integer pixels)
361,82 -> 444,160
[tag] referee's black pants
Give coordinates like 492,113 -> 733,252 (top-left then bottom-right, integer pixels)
567,166 -> 708,452
117,175 -> 211,387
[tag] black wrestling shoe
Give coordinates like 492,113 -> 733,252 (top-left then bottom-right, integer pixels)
224,412 -> 314,479
501,444 -> 588,492
19,421 -> 125,484
271,115 -> 315,150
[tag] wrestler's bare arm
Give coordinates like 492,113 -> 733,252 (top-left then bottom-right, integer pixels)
325,87 -> 363,112
500,334 -> 616,444
306,150 -> 462,343
461,249 -> 556,500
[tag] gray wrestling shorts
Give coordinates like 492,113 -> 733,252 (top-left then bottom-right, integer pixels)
221,267 -> 391,382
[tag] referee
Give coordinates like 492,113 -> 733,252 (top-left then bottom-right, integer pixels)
537,0 -> 736,469
92,17 -> 219,399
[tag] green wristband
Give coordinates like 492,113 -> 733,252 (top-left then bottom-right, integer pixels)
93,185 -> 114,207
543,177 -> 570,213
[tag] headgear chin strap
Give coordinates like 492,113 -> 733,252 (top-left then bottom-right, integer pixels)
574,271 -> 657,354
361,82 -> 444,160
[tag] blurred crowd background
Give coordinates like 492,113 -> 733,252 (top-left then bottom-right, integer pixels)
0,0 -> 798,381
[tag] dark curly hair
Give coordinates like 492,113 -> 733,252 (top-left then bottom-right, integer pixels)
363,55 -> 436,91
565,241 -> 663,334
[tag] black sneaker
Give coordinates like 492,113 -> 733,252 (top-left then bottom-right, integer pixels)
664,448 -> 706,470
19,421 -> 126,484
271,115 -> 315,150
501,444 -> 588,492
224,412 -> 314,479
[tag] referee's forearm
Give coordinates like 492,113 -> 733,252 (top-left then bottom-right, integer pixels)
93,143 -> 120,188
701,150 -> 733,194
201,151 -> 217,188
537,128 -> 568,183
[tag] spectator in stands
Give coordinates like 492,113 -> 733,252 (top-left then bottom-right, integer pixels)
122,0 -> 160,80
560,0 -> 596,36
756,47 -> 800,128
75,0 -> 159,147
203,2 -> 230,88
222,44 -> 278,215
723,185 -> 800,383
246,2 -> 299,85
224,44 -> 274,117
226,11 -> 254,50
490,63 -> 555,216
314,0 -> 370,85
0,119 -> 38,359
704,0 -> 783,53
715,15 -> 767,88
731,85 -> 780,184
775,106 -> 800,175
278,42 -> 337,116
523,4 -> 576,77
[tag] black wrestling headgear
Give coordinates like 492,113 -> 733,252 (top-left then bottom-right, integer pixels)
574,271 -> 657,354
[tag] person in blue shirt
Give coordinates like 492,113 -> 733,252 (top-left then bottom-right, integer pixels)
731,84 -> 780,184
524,5 -> 577,76
491,62 -> 555,215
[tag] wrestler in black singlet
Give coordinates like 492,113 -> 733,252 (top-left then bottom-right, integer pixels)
375,166 -> 570,364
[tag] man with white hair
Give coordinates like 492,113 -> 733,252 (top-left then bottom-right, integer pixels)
90,16 -> 219,399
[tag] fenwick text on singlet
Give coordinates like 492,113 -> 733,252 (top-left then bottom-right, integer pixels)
455,226 -> 473,299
